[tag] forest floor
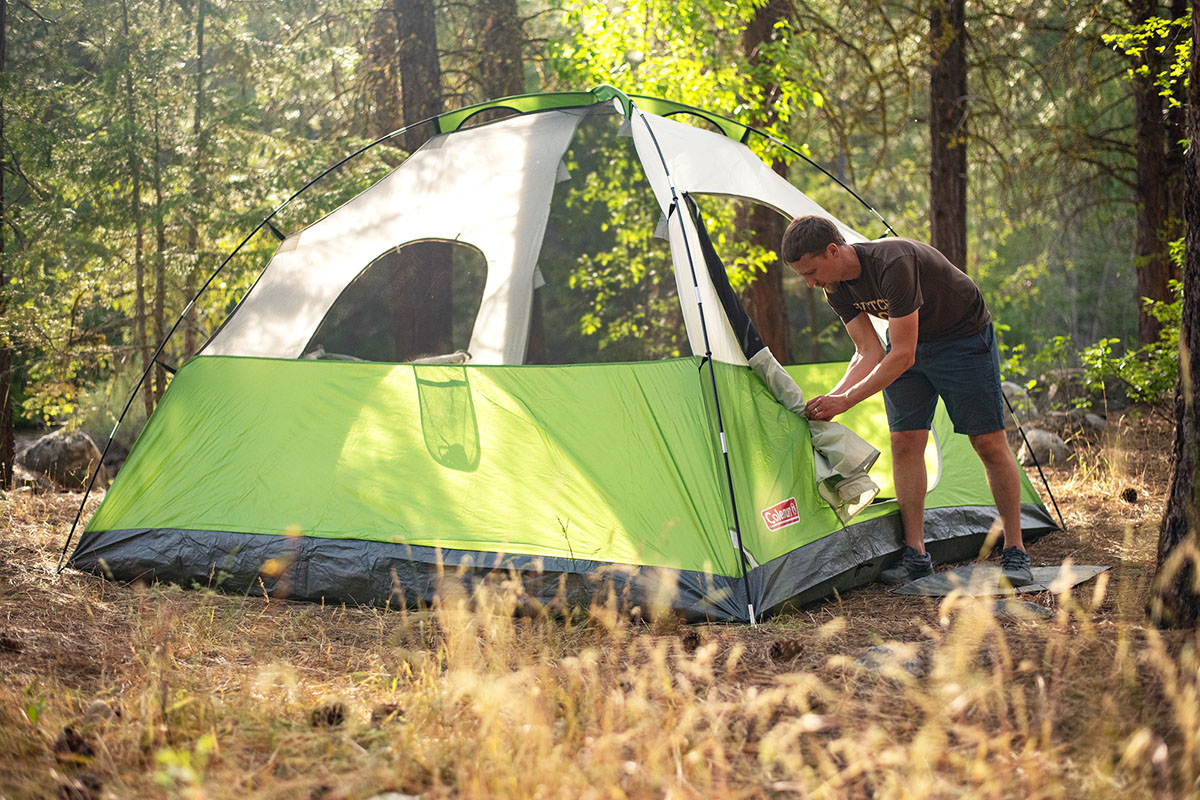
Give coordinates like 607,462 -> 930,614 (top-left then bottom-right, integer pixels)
0,408 -> 1193,799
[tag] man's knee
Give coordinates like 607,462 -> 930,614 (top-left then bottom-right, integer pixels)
890,429 -> 929,460
969,429 -> 1011,464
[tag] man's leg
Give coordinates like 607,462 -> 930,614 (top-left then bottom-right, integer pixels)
969,429 -> 1025,551
891,429 -> 930,552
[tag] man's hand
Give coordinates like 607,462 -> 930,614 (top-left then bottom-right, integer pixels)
806,393 -> 853,421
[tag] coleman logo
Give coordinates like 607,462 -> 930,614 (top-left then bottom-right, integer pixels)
761,498 -> 800,531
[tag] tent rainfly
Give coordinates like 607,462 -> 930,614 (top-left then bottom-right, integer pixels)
65,87 -> 1058,622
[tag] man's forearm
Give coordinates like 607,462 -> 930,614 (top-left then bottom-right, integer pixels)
841,349 -> 913,407
830,352 -> 879,396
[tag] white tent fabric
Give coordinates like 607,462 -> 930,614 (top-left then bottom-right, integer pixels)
203,110 -> 583,363
629,108 -> 866,365
627,107 -> 887,516
204,103 -> 872,372
629,109 -> 865,245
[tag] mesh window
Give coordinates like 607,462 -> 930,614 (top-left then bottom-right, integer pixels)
690,195 -> 854,366
303,240 -> 486,363
527,108 -> 688,364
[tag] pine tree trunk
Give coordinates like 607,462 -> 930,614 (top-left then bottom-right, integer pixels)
475,0 -> 524,99
395,0 -> 441,154
184,0 -> 206,360
0,0 -> 12,490
123,0 -> 152,419
1150,6 -> 1200,629
742,201 -> 790,360
152,96 -> 167,401
1133,0 -> 1172,346
1164,0 -> 1187,275
393,0 -> 450,352
929,0 -> 968,272
362,2 -> 402,138
739,0 -> 792,362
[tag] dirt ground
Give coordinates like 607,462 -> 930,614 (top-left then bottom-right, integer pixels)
0,408 -> 1186,799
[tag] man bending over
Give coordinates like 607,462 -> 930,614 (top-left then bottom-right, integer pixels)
781,215 -> 1031,586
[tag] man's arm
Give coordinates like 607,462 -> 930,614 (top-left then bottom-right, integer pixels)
827,313 -> 885,396
805,310 -> 918,421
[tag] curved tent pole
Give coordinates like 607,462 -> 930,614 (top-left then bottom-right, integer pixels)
56,88 -> 642,571
56,86 -> 902,581
743,128 -> 898,239
631,106 -> 758,626
55,114 -> 461,573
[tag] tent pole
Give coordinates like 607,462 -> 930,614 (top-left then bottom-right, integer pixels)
1002,393 -> 1068,533
55,115 -> 458,573
745,129 -> 898,240
633,108 -> 757,626
56,217 -> 275,572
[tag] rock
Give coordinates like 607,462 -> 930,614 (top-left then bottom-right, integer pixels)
1001,381 -> 1038,423
1064,409 -> 1108,438
1036,368 -> 1129,414
855,643 -> 929,678
83,699 -> 120,723
1017,428 -> 1073,466
16,431 -> 108,491
1039,368 -> 1087,413
102,440 -> 129,478
12,464 -> 55,494
1043,410 -> 1068,432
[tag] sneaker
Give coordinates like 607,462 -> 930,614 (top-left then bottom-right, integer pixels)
1001,546 -> 1033,587
879,545 -> 933,585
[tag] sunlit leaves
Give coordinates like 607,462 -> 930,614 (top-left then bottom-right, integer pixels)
1102,9 -> 1192,106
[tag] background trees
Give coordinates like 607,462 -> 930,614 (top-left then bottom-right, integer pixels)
0,0 -> 1187,484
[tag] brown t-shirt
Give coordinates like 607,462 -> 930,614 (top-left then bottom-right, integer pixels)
825,238 -> 990,341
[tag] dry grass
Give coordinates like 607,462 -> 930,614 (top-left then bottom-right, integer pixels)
1,409 -> 1196,799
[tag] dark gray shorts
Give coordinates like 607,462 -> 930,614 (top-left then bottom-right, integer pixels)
883,323 -> 1005,436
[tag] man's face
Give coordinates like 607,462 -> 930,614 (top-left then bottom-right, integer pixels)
788,244 -> 842,290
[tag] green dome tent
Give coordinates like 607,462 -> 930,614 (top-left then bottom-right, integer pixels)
64,87 -> 1058,622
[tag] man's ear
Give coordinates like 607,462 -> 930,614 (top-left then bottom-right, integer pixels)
827,242 -> 841,259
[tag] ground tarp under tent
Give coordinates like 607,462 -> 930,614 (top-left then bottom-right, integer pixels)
68,87 -> 1058,622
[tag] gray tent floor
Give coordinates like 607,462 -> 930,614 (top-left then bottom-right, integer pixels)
892,564 -> 1109,597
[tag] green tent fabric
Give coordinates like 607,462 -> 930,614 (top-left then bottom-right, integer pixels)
73,355 -> 1055,621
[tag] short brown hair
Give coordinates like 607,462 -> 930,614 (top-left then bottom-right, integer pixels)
781,215 -> 845,263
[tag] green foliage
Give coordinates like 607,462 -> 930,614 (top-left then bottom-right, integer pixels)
0,0 -> 1174,427
3,0 -> 385,425
154,733 -> 217,791
1078,236 -> 1185,409
1102,9 -> 1192,107
536,114 -> 684,362
1081,279 -> 1181,407
542,0 -> 831,359
20,681 -> 45,727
